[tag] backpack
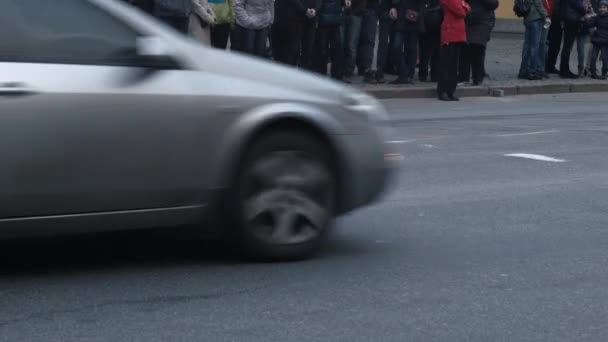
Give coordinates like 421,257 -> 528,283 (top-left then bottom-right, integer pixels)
513,0 -> 530,17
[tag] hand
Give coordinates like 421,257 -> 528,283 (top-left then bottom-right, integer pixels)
306,8 -> 316,18
345,0 -> 352,9
389,8 -> 398,20
545,18 -> 551,25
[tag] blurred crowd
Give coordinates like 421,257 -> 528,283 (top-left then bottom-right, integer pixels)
126,0 -> 608,101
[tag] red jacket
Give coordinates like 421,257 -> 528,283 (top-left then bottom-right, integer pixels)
544,0 -> 554,17
440,0 -> 470,45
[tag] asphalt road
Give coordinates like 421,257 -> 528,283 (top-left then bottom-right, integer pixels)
2,93 -> 608,342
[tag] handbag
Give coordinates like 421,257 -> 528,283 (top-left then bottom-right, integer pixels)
406,9 -> 419,22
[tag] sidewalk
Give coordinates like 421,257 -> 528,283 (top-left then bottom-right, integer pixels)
359,36 -> 608,99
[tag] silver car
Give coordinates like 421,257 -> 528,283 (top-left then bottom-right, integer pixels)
0,0 -> 397,260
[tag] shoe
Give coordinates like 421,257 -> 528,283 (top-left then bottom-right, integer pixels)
448,95 -> 460,101
528,73 -> 543,80
584,67 -> 591,77
578,65 -> 585,78
591,72 -> 601,79
438,93 -> 451,101
546,66 -> 560,74
342,76 -> 353,84
364,71 -> 377,84
560,71 -> 578,79
390,78 -> 409,85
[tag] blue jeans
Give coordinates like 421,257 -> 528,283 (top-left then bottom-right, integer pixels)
342,15 -> 363,76
577,31 -> 589,67
237,25 -> 270,58
357,8 -> 379,72
375,12 -> 393,79
392,31 -> 418,80
520,19 -> 544,77
538,25 -> 549,74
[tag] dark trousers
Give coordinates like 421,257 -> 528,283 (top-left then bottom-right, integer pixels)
159,16 -> 189,34
392,31 -> 418,80
210,24 -> 232,49
357,8 -> 379,72
236,25 -> 270,57
546,15 -> 563,70
375,12 -> 393,79
560,21 -> 580,74
438,42 -> 461,97
590,44 -> 608,75
273,20 -> 317,69
314,26 -> 343,79
418,30 -> 440,81
459,43 -> 486,83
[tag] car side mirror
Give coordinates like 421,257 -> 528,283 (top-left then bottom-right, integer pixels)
135,36 -> 180,70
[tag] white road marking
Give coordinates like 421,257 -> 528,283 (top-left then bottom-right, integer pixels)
420,144 -> 435,148
386,139 -> 416,144
496,130 -> 560,137
504,153 -> 567,163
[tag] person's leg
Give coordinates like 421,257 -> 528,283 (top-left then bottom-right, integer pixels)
528,20 -> 543,78
330,26 -> 344,79
601,46 -> 608,77
343,15 -> 363,77
437,44 -> 448,97
375,12 -> 391,81
560,21 -> 578,77
314,27 -> 330,75
271,22 -> 287,63
538,24 -> 549,76
458,43 -> 472,83
211,24 -> 231,49
546,14 -> 563,72
470,44 -> 485,84
429,31 -> 441,82
358,9 -> 379,74
589,44 -> 600,76
576,32 -> 588,68
519,22 -> 532,78
300,21 -> 317,71
391,31 -> 407,80
447,43 -> 461,97
404,31 -> 418,80
285,21 -> 305,65
418,32 -> 431,81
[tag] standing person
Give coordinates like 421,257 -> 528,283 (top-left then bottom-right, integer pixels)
418,0 -> 442,82
273,0 -> 321,68
437,0 -> 470,100
343,0 -> 367,82
588,0 -> 608,78
372,0 -> 399,83
559,0 -> 586,78
390,0 -> 424,84
208,0 -> 235,49
358,0 -> 380,81
233,0 -> 275,57
154,0 -> 192,33
576,0 -> 596,76
546,0 -> 562,73
189,0 -> 217,45
314,0 -> 347,79
459,0 -> 498,85
519,0 -> 549,80
538,0 -> 553,78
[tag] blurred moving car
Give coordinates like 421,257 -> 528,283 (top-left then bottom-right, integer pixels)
0,0 -> 397,260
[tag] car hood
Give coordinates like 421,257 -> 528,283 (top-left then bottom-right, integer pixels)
185,44 -> 348,104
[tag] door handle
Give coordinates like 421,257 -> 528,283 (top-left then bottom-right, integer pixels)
0,82 -> 37,97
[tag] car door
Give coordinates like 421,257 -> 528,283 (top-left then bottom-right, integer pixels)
0,0 -> 210,221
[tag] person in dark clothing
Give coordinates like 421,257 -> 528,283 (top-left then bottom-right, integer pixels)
390,0 -> 424,84
418,0 -> 442,82
373,0 -> 398,83
559,0 -> 587,78
588,0 -> 608,78
343,0 -> 367,82
458,0 -> 497,85
153,0 -> 192,33
274,0 -> 321,69
438,0 -> 470,101
314,0 -> 347,79
358,0 -> 380,81
546,0 -> 563,73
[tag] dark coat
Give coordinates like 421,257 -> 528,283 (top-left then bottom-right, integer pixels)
346,0 -> 368,15
591,13 -> 608,45
441,0 -> 470,44
562,0 -> 586,22
318,0 -> 345,25
275,0 -> 321,21
465,0 -> 498,45
393,0 -> 425,31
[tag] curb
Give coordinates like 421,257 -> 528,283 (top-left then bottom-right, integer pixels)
366,81 -> 608,99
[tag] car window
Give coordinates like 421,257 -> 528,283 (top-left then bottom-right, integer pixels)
0,0 -> 141,66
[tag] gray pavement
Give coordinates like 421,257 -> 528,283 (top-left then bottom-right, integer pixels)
2,93 -> 608,341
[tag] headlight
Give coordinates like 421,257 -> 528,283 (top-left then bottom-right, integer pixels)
343,92 -> 390,122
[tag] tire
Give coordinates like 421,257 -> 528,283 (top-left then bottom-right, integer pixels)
229,129 -> 337,261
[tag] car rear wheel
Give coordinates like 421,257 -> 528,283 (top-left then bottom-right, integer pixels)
232,130 -> 337,260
